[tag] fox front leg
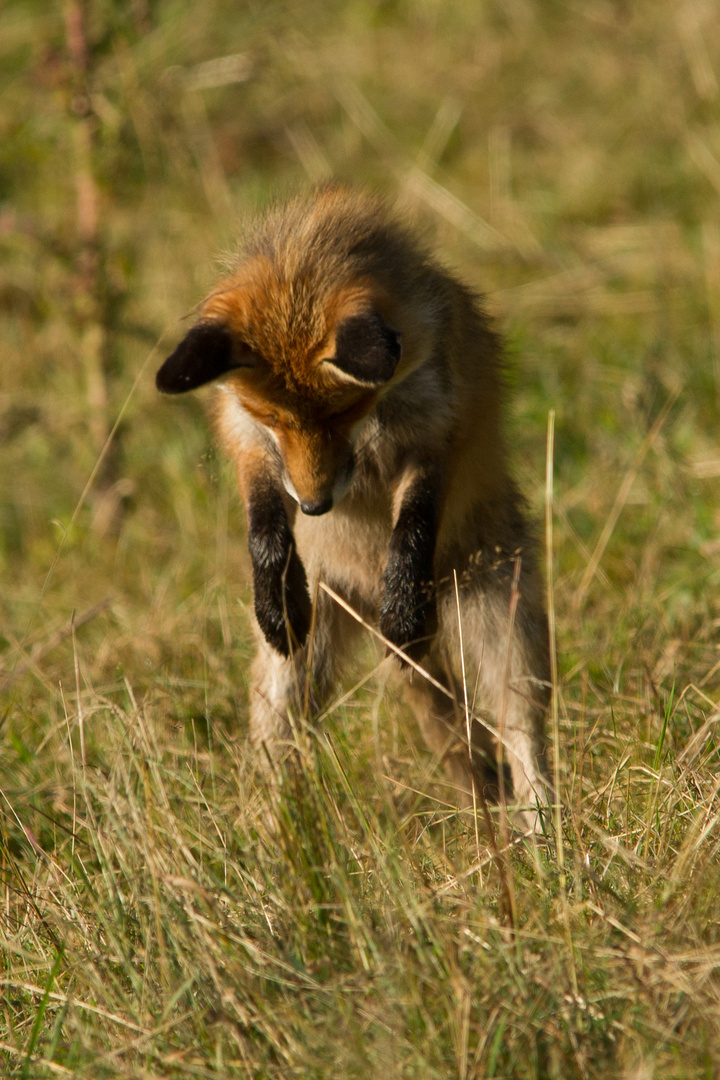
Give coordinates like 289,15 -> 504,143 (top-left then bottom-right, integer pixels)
247,481 -> 311,657
379,465 -> 439,660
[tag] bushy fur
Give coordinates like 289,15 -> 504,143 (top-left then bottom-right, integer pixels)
156,185 -> 551,825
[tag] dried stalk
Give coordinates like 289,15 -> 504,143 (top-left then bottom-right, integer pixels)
64,0 -> 109,455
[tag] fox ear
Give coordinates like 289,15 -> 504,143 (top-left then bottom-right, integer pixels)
328,310 -> 402,385
156,322 -> 253,394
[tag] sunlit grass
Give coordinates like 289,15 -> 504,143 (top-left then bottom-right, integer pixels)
3,0 -> 720,1076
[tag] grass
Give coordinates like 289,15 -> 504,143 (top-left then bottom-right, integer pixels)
3,0 -> 720,1075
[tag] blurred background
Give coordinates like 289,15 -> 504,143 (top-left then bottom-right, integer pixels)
3,0 -> 720,760
5,3 -> 720,1075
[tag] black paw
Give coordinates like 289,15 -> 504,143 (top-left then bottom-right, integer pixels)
380,471 -> 438,664
247,484 -> 311,657
253,547 -> 311,657
379,573 -> 435,664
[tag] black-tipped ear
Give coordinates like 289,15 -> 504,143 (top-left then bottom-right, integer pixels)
331,310 -> 401,385
156,322 -> 246,394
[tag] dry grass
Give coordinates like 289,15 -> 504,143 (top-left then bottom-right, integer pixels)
3,1 -> 720,1076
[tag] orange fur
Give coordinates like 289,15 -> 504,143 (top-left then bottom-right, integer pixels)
157,185 -> 551,828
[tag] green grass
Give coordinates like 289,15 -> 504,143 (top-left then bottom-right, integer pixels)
3,0 -> 720,1075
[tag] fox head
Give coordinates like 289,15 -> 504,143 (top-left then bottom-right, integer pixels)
156,287 -> 403,515
157,187 -> 445,513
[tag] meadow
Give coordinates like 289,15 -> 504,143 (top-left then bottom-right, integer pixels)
2,1 -> 720,1075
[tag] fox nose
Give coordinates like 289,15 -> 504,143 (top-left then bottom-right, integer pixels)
300,495 -> 333,516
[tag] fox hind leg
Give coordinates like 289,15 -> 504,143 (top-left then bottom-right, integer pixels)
401,669 -> 500,807
453,587 -> 551,831
403,580 -> 550,830
249,588 -> 362,766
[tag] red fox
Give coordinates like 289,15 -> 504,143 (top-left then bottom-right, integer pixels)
156,185 -> 550,826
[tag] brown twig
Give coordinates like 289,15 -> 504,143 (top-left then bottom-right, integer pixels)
64,0 -> 109,455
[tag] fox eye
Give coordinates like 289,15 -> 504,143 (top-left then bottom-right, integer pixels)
328,310 -> 401,385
